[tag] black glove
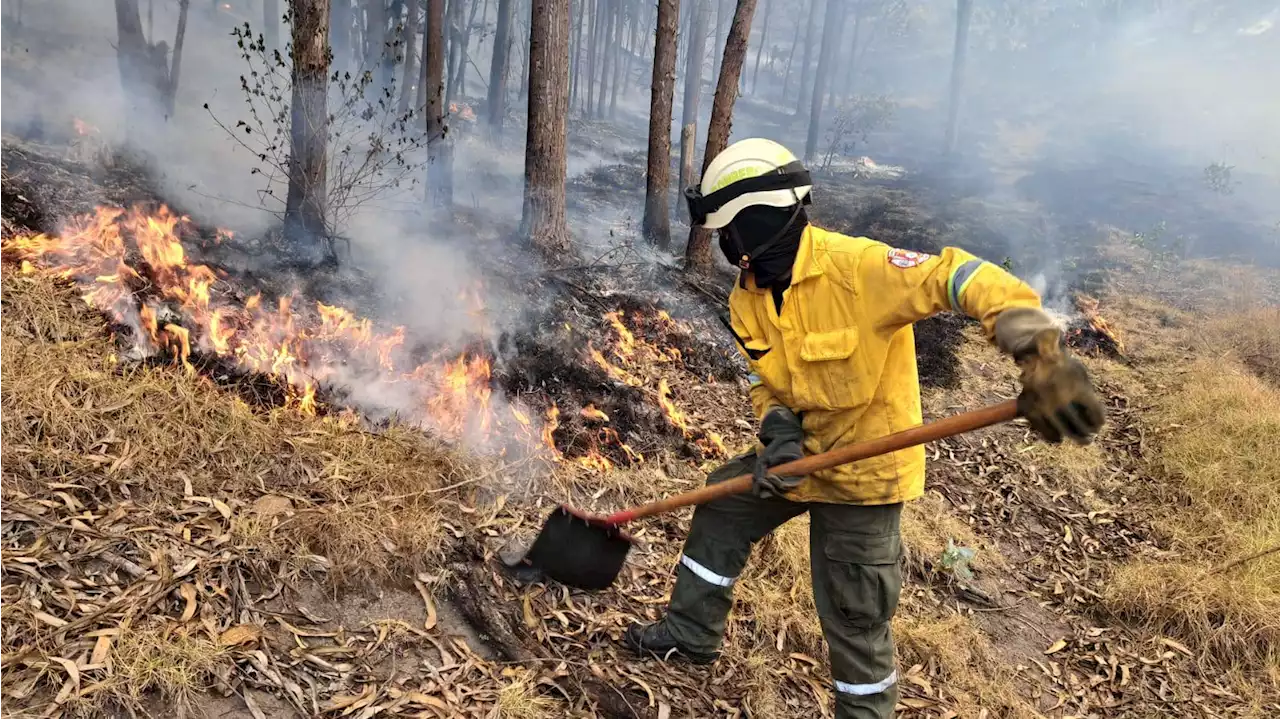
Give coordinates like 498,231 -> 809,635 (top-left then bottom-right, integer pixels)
1017,328 -> 1106,444
752,407 -> 805,498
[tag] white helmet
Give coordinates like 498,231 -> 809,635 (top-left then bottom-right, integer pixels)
686,138 -> 813,229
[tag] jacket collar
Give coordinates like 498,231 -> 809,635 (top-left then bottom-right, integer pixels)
739,224 -> 825,293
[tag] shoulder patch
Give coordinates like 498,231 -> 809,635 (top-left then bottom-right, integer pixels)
886,248 -> 933,268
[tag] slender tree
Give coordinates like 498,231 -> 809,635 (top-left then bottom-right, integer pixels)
164,0 -> 190,116
796,0 -> 819,110
521,0 -> 572,252
686,0 -> 757,271
595,0 -> 613,118
803,0 -> 841,162
425,0 -> 452,205
382,0 -> 403,91
487,0 -> 514,128
586,0 -> 600,111
710,0 -> 728,85
944,0 -> 972,155
608,0 -> 623,117
570,0 -> 585,106
643,0 -> 680,249
780,2 -> 804,101
284,0 -> 332,258
364,0 -> 386,77
114,0 -> 168,129
676,0 -> 710,200
750,0 -> 769,93
399,0 -> 420,115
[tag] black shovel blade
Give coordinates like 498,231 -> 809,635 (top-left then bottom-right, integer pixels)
522,505 -> 633,590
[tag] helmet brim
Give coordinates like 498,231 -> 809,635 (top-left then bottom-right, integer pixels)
702,185 -> 813,229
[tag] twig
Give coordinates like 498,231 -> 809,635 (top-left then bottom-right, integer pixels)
1209,544 -> 1280,575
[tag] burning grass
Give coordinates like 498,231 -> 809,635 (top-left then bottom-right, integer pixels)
0,269 -> 494,714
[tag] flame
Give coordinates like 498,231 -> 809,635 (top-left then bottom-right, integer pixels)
580,404 -> 610,422
541,404 -> 561,454
73,118 -> 99,136
1075,294 -> 1125,352
657,379 -> 691,435
2,205 -> 551,457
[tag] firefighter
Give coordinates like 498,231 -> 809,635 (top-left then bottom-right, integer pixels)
625,138 -> 1104,718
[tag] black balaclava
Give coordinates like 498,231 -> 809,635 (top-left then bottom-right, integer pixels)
720,204 -> 809,301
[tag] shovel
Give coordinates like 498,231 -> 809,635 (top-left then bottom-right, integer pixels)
518,399 -> 1020,590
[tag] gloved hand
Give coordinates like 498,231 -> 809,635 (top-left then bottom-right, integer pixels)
1016,328 -> 1106,444
752,407 -> 805,497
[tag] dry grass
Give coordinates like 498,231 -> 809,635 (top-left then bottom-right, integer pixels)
1195,306 -> 1280,385
0,271 -> 476,585
0,271 -> 483,713
735,517 -> 825,656
902,491 -> 1005,573
1103,359 -> 1280,671
493,668 -> 556,719
100,621 -> 229,710
894,613 -> 1038,718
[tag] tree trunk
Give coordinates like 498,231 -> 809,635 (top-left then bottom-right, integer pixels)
519,0 -> 531,102
114,0 -> 168,130
643,0 -> 679,249
263,0 -> 279,51
425,0 -> 452,205
445,0 -> 463,101
459,0 -> 480,97
944,0 -> 972,156
382,0 -> 403,93
595,0 -> 612,118
824,3 -> 846,109
331,0 -> 353,71
780,1 -> 803,101
622,0 -> 640,99
803,0 -> 840,162
838,8 -> 861,103
685,0 -> 755,272
796,0 -> 818,110
711,0 -> 728,84
165,0 -> 189,116
608,0 -> 622,117
364,0 -> 385,75
570,0 -> 584,106
399,0 -> 420,115
750,0 -> 768,93
677,0 -> 709,189
487,0 -> 514,128
284,0 -> 332,259
585,0 -> 599,112
521,0 -> 571,253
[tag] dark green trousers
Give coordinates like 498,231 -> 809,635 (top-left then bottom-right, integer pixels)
667,454 -> 903,719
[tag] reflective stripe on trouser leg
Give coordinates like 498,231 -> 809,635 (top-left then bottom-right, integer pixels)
836,670 -> 898,697
810,503 -> 904,719
680,554 -> 736,587
666,453 -> 806,655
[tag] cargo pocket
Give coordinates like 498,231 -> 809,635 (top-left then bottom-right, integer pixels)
794,328 -> 869,410
823,531 -> 903,630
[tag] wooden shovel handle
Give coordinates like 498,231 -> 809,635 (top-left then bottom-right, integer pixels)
605,399 -> 1019,524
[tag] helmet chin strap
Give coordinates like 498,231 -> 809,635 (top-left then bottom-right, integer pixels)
726,201 -> 808,288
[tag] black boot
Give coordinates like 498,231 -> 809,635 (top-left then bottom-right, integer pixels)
624,619 -> 720,665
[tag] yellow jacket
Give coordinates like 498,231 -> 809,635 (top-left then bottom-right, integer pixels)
729,225 -> 1042,505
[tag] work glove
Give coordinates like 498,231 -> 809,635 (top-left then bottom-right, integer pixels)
752,407 -> 805,498
996,308 -> 1105,444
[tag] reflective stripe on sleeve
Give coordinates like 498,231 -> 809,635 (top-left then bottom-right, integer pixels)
947,259 -> 987,312
835,670 -> 898,696
680,555 -> 737,587
747,373 -> 763,388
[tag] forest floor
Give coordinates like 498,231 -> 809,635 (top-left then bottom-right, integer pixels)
4,109 -> 1280,719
